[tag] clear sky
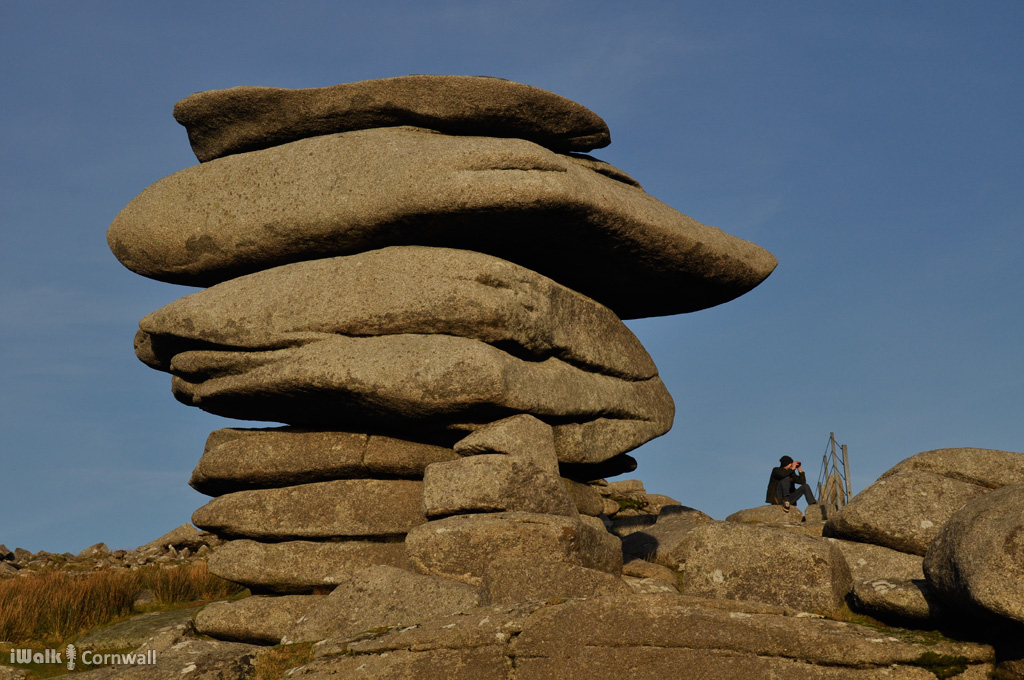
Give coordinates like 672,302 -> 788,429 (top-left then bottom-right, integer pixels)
2,1 -> 1021,553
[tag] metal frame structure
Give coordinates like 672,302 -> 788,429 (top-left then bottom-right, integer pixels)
815,432 -> 852,516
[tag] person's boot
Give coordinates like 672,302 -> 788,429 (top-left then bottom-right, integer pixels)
782,500 -> 790,512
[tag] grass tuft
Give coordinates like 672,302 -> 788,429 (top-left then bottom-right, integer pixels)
255,642 -> 316,680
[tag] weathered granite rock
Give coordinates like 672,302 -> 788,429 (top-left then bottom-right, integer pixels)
849,578 -> 941,624
191,479 -> 425,540
295,595 -> 995,680
173,75 -> 612,162
405,511 -> 622,586
422,454 -> 577,517
136,524 -> 206,553
726,505 -> 805,524
0,544 -> 13,561
195,595 -> 321,645
453,414 -> 560,476
76,607 -> 203,649
137,247 -> 657,383
107,127 -> 777,318
643,493 -> 683,515
562,479 -> 605,516
924,482 -> 1024,625
623,558 -> 679,586
285,565 -> 479,644
620,506 -> 713,558
881,447 -> 1024,489
479,557 -> 631,605
823,469 -> 989,555
208,539 -> 408,594
168,333 -> 673,465
661,521 -> 853,613
190,427 -> 456,495
82,618 -> 259,680
827,538 -> 924,581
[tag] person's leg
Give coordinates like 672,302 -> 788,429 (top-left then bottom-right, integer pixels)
777,477 -> 793,509
791,484 -> 816,506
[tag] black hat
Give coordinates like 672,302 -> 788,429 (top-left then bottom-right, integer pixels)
779,455 -> 794,466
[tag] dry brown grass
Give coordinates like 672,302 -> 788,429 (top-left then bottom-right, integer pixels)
255,642 -> 316,680
0,561 -> 243,644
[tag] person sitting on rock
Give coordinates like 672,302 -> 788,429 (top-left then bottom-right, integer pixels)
766,455 -> 817,511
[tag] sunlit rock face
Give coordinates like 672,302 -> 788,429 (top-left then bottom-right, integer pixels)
109,75 -> 776,645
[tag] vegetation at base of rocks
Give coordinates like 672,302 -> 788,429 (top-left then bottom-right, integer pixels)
907,651 -> 970,679
614,497 -> 647,513
826,603 -> 979,650
0,561 -> 243,644
255,642 -> 315,680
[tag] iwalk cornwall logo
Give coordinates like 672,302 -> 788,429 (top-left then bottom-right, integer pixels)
9,643 -> 156,670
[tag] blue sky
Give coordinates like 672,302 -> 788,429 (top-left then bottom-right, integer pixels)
2,2 -> 1021,553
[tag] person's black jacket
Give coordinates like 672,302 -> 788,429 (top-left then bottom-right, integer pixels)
765,466 -> 806,504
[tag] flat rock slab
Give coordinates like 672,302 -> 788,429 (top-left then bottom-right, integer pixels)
173,74 -> 611,161
138,246 -> 657,383
827,538 -> 924,581
76,607 -> 202,649
849,579 -> 941,625
191,427 -> 456,495
208,538 -> 408,594
924,482 -> 1024,625
405,511 -> 622,587
423,454 -> 576,518
824,469 -> 989,555
882,447 -> 1024,490
107,127 -> 777,319
661,521 -> 853,613
291,595 -> 995,680
285,565 -> 479,644
191,479 -> 425,540
168,332 -> 673,465
80,618 -> 258,680
194,595 -> 321,645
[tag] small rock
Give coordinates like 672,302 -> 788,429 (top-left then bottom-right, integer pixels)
726,505 -> 805,525
77,542 -> 109,558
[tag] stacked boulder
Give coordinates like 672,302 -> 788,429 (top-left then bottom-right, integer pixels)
107,75 -> 776,643
823,447 -> 1024,630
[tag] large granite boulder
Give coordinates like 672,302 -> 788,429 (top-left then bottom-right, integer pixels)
291,595 -> 996,679
881,447 -> 1024,489
924,482 -> 1024,625
479,557 -> 631,605
658,521 -> 853,613
173,75 -> 612,162
194,595 -> 321,644
404,511 -> 622,586
191,427 -> 456,494
423,453 -> 577,518
167,332 -> 672,464
107,127 -> 777,318
823,469 -> 988,555
826,538 -> 924,581
136,246 -> 658,382
208,539 -> 408,594
284,565 -> 479,644
191,479 -> 426,540
620,506 -> 714,559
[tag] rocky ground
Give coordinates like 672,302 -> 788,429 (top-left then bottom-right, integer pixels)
2,461 -> 1023,679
